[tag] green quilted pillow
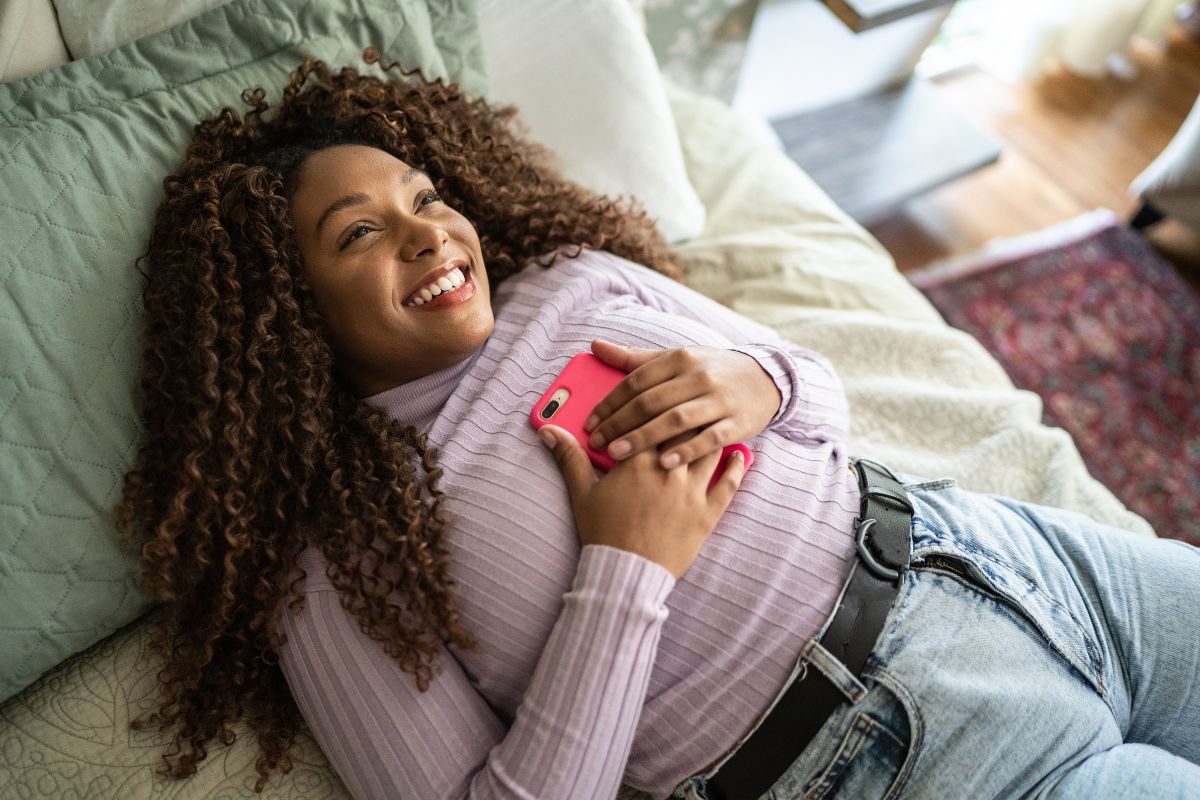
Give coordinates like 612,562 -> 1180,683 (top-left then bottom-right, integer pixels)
0,0 -> 488,705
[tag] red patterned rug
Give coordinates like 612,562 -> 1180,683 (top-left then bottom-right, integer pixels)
909,209 -> 1200,547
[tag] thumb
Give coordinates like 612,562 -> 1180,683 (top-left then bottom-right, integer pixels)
591,338 -> 659,371
539,425 -> 596,504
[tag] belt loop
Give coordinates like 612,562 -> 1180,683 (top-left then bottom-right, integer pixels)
802,640 -> 869,704
851,458 -> 912,579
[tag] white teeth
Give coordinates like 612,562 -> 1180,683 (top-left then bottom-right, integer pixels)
407,265 -> 468,307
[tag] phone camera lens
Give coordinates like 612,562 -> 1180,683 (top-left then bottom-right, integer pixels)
540,400 -> 560,420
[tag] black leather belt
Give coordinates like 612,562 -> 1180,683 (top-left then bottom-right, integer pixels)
704,458 -> 914,800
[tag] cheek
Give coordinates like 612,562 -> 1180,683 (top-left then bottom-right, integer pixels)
452,224 -> 485,279
309,262 -> 391,333
446,211 -> 480,247
301,269 -> 339,321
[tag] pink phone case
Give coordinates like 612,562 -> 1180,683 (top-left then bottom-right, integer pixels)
531,352 -> 754,491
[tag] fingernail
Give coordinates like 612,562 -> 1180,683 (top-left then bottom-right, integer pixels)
661,452 -> 680,469
589,431 -> 606,449
540,428 -> 556,446
584,414 -> 598,432
610,440 -> 631,458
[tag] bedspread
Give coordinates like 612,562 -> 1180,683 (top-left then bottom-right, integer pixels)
662,77 -> 1153,540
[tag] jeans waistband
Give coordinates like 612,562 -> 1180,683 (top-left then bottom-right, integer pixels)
679,458 -> 915,800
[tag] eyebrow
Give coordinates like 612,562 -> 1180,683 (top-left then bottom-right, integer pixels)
403,166 -> 429,184
314,168 -> 431,238
315,192 -> 370,238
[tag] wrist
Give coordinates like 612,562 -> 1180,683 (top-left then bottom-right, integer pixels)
735,349 -> 782,425
729,345 -> 789,427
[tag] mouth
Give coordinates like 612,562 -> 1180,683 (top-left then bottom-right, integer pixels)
402,261 -> 476,310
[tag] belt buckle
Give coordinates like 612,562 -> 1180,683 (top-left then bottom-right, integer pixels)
855,518 -> 900,582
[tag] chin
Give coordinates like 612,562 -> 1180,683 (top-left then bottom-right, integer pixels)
467,312 -> 495,343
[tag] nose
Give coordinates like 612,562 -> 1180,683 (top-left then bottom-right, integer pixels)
401,219 -> 449,262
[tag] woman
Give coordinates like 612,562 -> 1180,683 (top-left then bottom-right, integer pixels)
113,51 -> 1200,799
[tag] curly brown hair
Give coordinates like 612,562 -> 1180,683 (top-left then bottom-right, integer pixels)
111,48 -> 685,792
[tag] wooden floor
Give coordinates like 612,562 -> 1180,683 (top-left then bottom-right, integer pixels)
867,22 -> 1200,292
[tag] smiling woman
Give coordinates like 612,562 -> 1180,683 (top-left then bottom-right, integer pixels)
111,48 -> 683,794
111,43 -> 1200,800
287,144 -> 494,395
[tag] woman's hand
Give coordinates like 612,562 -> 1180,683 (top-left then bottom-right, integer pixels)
539,424 -> 747,580
583,339 -> 781,470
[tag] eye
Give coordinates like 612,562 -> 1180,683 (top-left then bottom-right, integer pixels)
339,224 -> 372,250
419,190 -> 441,208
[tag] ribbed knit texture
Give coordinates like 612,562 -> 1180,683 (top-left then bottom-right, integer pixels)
273,247 -> 861,799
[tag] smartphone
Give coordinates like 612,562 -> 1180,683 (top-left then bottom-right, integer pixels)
531,352 -> 754,491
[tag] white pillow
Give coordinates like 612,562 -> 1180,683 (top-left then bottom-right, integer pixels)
477,0 -> 706,244
0,0 -> 71,82
51,0 -> 231,59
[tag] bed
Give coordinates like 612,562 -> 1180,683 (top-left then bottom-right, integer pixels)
0,1 -> 1153,798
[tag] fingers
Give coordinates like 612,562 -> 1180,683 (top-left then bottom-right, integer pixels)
686,445 -> 724,474
642,404 -> 728,467
657,419 -> 735,469
590,393 -> 733,471
589,338 -> 661,374
704,449 -> 748,510
538,425 -> 597,505
659,429 -> 698,451
584,348 -> 685,434
590,390 -> 718,459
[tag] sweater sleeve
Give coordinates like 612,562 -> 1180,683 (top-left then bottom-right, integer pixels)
620,268 -> 849,445
274,544 -> 675,800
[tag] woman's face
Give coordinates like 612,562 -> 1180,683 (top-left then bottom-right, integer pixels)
289,144 -> 493,396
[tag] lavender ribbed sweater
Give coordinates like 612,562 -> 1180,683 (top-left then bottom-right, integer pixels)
273,247 -> 860,799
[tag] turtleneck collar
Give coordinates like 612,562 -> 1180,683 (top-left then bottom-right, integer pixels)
361,343 -> 486,431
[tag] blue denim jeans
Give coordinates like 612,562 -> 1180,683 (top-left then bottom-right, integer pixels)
674,476 -> 1200,799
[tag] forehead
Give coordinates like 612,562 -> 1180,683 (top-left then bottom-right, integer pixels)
290,145 -> 430,235
298,144 -> 415,189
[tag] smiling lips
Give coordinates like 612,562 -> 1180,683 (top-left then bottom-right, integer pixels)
403,260 -> 470,307
404,264 -> 476,309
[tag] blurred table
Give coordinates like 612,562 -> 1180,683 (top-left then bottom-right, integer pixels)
771,76 -> 1002,224
821,0 -> 958,32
